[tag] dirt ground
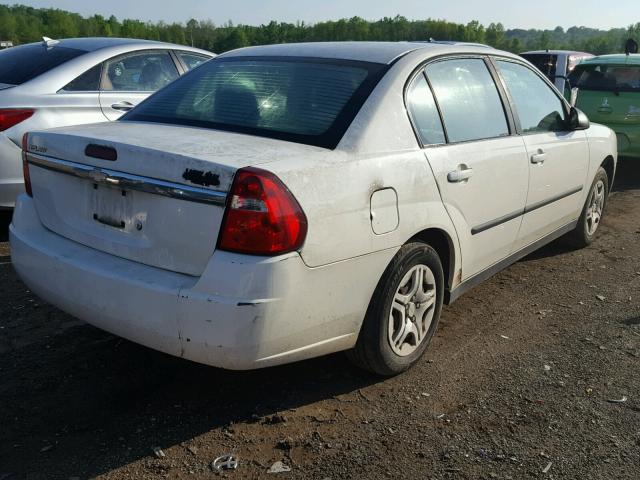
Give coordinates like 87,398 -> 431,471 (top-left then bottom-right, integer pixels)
1,159 -> 639,480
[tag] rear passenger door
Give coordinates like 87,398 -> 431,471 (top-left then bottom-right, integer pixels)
98,50 -> 180,121
493,59 -> 589,250
410,57 -> 530,279
57,63 -> 105,125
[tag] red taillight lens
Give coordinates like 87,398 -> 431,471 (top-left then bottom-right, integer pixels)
0,109 -> 34,132
218,167 -> 307,255
22,132 -> 32,197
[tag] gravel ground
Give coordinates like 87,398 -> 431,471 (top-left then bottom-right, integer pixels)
0,159 -> 639,480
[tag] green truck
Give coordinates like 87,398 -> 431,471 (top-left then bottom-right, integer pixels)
569,54 -> 640,159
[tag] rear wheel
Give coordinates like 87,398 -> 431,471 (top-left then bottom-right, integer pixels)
348,242 -> 444,376
566,167 -> 609,248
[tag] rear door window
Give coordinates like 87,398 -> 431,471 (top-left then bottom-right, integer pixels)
102,51 -> 179,92
177,52 -> 210,70
496,60 -> 567,133
0,43 -> 86,85
62,64 -> 102,91
406,74 -> 445,145
425,58 -> 509,143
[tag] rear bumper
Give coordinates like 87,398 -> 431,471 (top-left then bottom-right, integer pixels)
0,134 -> 24,208
10,195 -> 394,369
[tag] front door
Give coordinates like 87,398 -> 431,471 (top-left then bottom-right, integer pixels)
494,59 -> 589,249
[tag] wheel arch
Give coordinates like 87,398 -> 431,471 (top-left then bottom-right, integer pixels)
600,155 -> 615,192
409,228 -> 456,292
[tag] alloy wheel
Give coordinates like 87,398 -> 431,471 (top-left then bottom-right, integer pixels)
388,264 -> 437,357
586,179 -> 606,236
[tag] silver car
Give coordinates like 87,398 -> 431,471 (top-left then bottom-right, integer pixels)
0,37 -> 213,209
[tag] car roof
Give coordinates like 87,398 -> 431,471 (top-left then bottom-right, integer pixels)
220,41 -> 494,65
415,40 -> 493,48
521,50 -> 593,56
578,54 -> 640,66
21,37 -> 209,54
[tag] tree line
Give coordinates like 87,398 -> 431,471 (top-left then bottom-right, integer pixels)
0,4 -> 639,55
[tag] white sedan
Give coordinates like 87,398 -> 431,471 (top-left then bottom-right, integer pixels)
11,42 -> 617,376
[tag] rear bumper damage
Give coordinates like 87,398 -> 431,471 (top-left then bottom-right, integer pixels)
10,195 -> 394,369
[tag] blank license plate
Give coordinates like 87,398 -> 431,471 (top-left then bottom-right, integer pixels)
91,184 -> 133,229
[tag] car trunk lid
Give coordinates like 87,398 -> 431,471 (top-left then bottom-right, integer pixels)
25,121 -> 320,276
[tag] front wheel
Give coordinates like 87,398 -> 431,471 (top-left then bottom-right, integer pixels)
566,167 -> 609,248
347,242 -> 444,376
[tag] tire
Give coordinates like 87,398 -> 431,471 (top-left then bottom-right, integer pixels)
566,167 -> 609,248
347,242 -> 444,376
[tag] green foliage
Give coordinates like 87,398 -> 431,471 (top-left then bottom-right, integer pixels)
0,4 -> 635,55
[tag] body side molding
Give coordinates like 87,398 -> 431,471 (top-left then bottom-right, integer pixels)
447,220 -> 578,304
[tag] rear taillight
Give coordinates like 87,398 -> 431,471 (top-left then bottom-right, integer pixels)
0,109 -> 34,132
218,167 -> 307,256
22,132 -> 32,197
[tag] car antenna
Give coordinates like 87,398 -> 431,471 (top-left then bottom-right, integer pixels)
42,36 -> 59,48
625,38 -> 638,56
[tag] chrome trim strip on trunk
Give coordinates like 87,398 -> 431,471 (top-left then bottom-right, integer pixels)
26,153 -> 228,207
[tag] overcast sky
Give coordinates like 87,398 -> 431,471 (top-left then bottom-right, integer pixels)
13,0 -> 636,30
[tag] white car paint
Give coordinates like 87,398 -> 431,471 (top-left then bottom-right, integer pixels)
424,136 -> 530,278
10,42 -> 617,370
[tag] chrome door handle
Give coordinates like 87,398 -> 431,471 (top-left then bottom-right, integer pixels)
111,101 -> 135,112
447,166 -> 474,183
531,151 -> 547,164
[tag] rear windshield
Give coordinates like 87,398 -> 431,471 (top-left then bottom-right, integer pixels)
123,57 -> 388,149
521,54 -> 558,81
0,44 -> 86,85
569,64 -> 640,92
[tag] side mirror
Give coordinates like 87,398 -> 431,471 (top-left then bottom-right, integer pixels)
568,107 -> 589,131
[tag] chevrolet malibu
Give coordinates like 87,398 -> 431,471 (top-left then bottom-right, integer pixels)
0,37 -> 213,209
10,42 -> 617,376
